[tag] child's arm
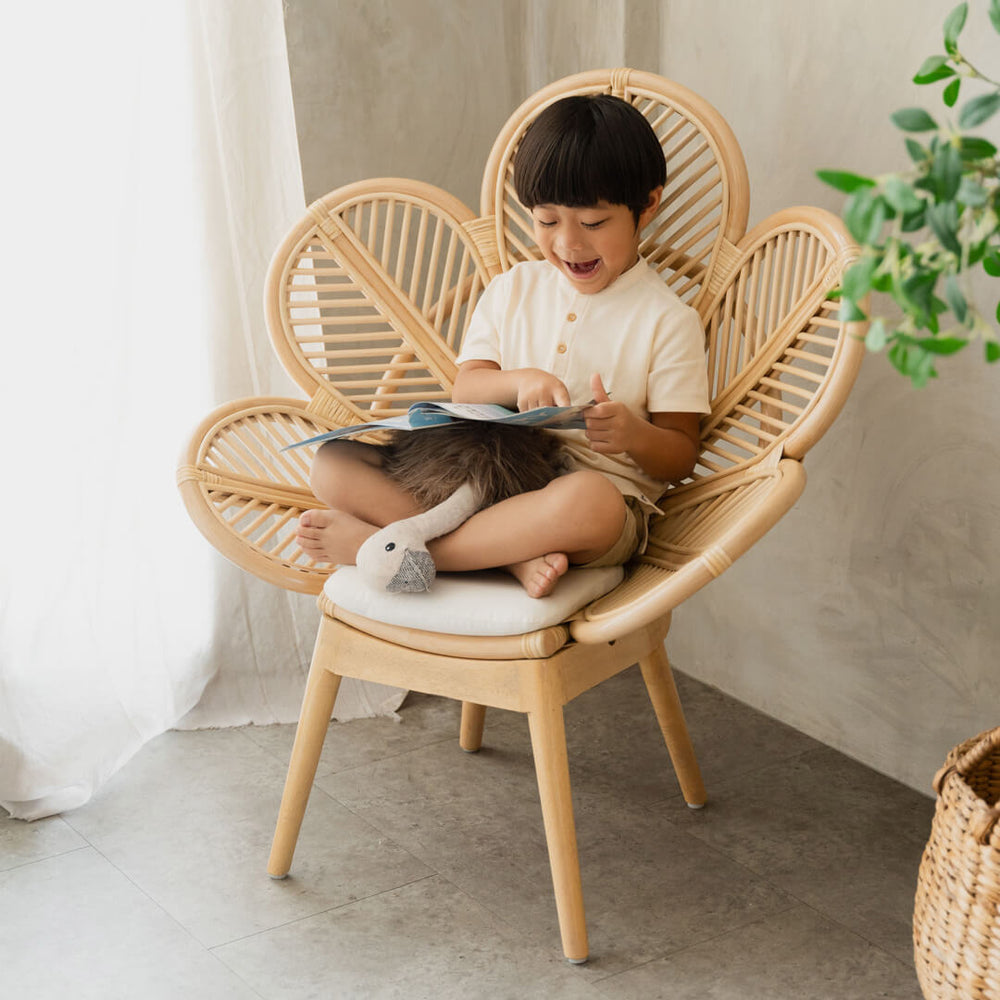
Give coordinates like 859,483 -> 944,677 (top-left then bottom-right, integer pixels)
584,375 -> 700,483
452,360 -> 572,410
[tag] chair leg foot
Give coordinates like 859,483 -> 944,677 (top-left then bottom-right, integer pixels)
567,956 -> 589,965
639,644 -> 707,808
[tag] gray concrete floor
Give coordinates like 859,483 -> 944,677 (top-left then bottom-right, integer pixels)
0,667 -> 932,999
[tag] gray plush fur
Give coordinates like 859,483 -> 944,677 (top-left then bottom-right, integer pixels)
380,424 -> 570,511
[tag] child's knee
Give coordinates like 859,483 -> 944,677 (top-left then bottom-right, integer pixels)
310,440 -> 372,503
548,471 -> 625,537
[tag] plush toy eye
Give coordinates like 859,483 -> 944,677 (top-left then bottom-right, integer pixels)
385,542 -> 395,552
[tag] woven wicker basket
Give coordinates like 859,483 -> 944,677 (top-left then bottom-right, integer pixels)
914,727 -> 1000,999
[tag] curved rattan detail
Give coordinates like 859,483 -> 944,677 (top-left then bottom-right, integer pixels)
570,457 -> 806,643
263,178 -> 494,417
481,68 -> 751,310
177,397 -> 341,594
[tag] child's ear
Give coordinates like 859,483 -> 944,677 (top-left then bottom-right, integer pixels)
638,186 -> 663,228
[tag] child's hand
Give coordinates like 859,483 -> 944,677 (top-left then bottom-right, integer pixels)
515,369 -> 571,410
583,374 -> 639,455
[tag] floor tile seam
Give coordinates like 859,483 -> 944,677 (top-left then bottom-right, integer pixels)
635,743 -> 854,828
789,894 -> 919,973
207,871 -> 441,952
637,816 -> 923,970
0,840 -> 92,875
16,839 -> 263,989
311,731 -> 473,780
583,900 -> 805,986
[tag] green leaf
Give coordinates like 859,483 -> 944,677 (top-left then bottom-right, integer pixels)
891,107 -> 939,132
905,138 -> 928,163
926,200 -> 961,256
842,255 -> 878,302
865,317 -> 888,351
917,335 -> 968,355
984,249 -> 1000,277
959,91 -> 1000,129
816,169 -> 877,193
943,78 -> 961,107
957,176 -> 989,206
986,340 -> 1000,363
888,341 -> 938,386
839,297 -> 868,323
901,206 -> 927,232
944,2 -> 968,54
944,274 -> 968,323
959,136 -> 998,160
929,142 -> 963,200
883,176 -> 924,215
901,271 -> 938,322
997,298 -> 1000,325
844,189 -> 889,245
991,0 -> 1000,33
914,55 -> 956,84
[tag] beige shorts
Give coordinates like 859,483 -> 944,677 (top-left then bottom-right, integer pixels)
575,495 -> 651,569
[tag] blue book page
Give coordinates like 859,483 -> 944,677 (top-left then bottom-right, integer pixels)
407,400 -> 590,429
283,400 -> 592,450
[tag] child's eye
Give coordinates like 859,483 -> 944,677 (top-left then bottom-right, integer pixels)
581,219 -> 607,230
535,219 -> 557,228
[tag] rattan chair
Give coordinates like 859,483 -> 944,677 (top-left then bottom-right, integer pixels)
177,68 -> 865,963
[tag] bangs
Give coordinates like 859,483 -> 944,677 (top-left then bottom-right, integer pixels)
513,96 -> 666,215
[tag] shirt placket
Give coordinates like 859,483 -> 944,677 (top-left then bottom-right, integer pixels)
549,293 -> 590,398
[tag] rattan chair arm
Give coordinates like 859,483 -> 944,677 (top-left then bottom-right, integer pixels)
569,457 -> 806,644
177,395 -> 341,594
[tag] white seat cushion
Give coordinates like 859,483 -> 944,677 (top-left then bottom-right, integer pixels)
322,565 -> 624,637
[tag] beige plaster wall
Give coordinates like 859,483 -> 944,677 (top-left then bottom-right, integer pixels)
284,0 -> 1000,794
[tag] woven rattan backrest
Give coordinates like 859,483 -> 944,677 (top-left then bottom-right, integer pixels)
264,178 -> 495,425
481,68 -> 750,313
692,207 -> 863,480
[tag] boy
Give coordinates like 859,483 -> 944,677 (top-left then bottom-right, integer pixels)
297,94 -> 710,598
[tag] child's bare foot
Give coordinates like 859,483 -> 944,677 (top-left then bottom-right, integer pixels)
508,552 -> 569,598
297,508 -> 378,565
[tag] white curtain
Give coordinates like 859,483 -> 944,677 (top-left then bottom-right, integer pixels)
0,1 -> 402,822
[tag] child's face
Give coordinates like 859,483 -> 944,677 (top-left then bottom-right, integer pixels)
530,190 -> 661,295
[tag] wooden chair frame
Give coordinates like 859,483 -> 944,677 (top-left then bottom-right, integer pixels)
177,69 -> 865,962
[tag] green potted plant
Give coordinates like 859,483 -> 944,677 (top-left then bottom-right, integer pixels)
819,0 -> 1000,385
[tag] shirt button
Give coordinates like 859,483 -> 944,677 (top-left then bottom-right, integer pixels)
557,343 -> 568,353
567,313 -> 577,322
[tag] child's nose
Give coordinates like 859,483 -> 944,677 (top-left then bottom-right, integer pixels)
555,225 -> 585,253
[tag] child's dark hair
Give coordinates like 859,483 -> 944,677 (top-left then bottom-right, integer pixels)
513,94 -> 666,226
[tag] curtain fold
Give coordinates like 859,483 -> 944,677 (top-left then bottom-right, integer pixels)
0,1 -> 402,822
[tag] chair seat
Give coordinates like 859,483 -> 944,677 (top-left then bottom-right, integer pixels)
322,565 -> 624,637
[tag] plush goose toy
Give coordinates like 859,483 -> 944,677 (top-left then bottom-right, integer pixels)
355,482 -> 479,592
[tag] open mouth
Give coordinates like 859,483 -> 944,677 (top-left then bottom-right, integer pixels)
564,258 -> 601,278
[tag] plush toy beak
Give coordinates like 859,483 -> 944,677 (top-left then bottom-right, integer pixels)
385,548 -> 436,593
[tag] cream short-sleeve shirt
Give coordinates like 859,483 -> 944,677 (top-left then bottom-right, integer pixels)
455,258 -> 710,510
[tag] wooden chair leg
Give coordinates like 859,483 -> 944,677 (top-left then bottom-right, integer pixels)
526,686 -> 589,964
267,657 -> 342,878
459,702 -> 486,752
639,644 -> 707,808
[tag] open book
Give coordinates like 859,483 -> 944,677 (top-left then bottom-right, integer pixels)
285,400 -> 591,450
